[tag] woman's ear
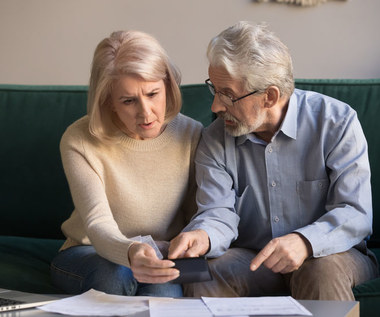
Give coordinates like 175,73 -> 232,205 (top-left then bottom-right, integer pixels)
264,86 -> 280,108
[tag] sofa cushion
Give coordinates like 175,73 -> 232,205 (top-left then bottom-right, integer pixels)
0,85 -> 88,239
353,248 -> 380,317
353,278 -> 380,317
0,236 -> 64,293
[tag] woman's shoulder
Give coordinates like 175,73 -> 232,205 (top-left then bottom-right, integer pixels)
61,115 -> 91,146
64,115 -> 89,133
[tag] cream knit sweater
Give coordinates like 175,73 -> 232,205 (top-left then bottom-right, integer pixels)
59,113 -> 202,268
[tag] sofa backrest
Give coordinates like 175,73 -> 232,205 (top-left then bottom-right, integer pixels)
0,86 -> 88,238
1,80 -> 380,245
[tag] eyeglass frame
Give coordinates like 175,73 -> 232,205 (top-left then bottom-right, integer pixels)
205,78 -> 259,107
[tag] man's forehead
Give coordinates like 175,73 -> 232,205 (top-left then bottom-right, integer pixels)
208,66 -> 243,92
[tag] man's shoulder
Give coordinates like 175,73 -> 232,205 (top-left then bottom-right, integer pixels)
196,117 -> 229,158
172,113 -> 203,144
203,117 -> 225,139
175,113 -> 203,130
294,89 -> 355,120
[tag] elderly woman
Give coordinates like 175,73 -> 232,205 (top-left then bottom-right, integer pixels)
50,30 -> 202,297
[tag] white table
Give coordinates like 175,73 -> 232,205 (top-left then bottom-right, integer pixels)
0,299 -> 359,317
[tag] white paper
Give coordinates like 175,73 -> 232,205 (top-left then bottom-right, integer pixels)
202,296 -> 312,316
38,289 -> 149,316
149,298 -> 213,317
130,235 -> 163,259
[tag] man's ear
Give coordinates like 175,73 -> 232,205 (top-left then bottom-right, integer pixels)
264,86 -> 280,108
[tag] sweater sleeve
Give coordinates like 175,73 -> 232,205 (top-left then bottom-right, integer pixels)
181,118 -> 203,224
60,123 -> 135,268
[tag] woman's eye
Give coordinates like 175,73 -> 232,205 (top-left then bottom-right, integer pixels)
148,92 -> 158,98
122,98 -> 135,105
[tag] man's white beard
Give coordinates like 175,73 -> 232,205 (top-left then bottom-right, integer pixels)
220,112 -> 265,137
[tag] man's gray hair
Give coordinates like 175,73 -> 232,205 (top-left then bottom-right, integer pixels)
207,21 -> 295,97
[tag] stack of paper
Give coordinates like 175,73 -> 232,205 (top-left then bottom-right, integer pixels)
39,289 -> 312,316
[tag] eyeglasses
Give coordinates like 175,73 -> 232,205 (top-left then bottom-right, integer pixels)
205,78 -> 258,107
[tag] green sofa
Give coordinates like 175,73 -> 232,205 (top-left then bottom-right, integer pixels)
1,79 -> 380,316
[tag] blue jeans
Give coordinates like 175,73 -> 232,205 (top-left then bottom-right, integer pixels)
50,245 -> 183,297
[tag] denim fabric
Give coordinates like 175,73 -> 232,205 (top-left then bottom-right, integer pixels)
51,245 -> 182,297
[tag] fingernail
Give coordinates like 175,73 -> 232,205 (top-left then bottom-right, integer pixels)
250,264 -> 256,271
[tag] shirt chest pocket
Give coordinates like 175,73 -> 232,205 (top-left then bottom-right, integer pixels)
296,179 -> 329,225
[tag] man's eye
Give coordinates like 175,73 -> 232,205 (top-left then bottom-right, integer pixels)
222,91 -> 234,99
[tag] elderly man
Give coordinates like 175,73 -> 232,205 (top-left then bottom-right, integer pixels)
168,21 -> 378,300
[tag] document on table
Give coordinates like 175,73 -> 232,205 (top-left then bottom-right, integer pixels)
38,289 -> 149,316
202,296 -> 312,316
149,298 -> 212,317
39,289 -> 312,317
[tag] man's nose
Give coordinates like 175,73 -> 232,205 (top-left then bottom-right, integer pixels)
210,95 -> 227,114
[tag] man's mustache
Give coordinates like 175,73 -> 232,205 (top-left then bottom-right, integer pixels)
217,112 -> 238,123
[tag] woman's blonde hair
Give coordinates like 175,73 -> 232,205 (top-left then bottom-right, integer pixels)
87,30 -> 182,140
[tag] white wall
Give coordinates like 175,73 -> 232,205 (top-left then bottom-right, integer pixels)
0,0 -> 379,85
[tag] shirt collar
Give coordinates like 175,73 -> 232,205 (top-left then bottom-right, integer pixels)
236,133 -> 265,146
279,91 -> 298,140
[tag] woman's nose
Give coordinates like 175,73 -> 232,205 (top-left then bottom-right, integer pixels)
138,99 -> 152,117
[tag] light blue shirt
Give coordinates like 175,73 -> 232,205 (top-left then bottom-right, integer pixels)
184,89 -> 372,258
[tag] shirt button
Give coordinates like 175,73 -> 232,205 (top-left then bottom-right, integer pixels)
271,181 -> 276,187
274,216 -> 280,222
268,146 -> 273,153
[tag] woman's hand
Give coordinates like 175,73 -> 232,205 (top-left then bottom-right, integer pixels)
128,243 -> 179,283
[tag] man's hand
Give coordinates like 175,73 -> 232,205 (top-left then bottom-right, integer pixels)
128,243 -> 179,283
250,233 -> 312,274
168,229 -> 210,259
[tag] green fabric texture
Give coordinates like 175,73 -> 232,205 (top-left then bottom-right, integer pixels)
1,80 -> 380,316
352,248 -> 380,317
0,85 -> 88,239
0,236 -> 64,293
180,84 -> 214,127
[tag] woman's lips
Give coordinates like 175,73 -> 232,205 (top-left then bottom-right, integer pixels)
139,121 -> 155,129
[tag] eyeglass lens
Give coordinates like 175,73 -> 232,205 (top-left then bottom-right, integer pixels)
206,81 -> 233,107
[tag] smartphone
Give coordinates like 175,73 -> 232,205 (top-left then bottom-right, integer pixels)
170,257 -> 213,284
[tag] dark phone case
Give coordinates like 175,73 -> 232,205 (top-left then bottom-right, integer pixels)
171,257 -> 213,284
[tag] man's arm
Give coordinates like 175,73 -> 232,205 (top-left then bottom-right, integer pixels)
170,121 -> 240,258
296,109 -> 372,257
